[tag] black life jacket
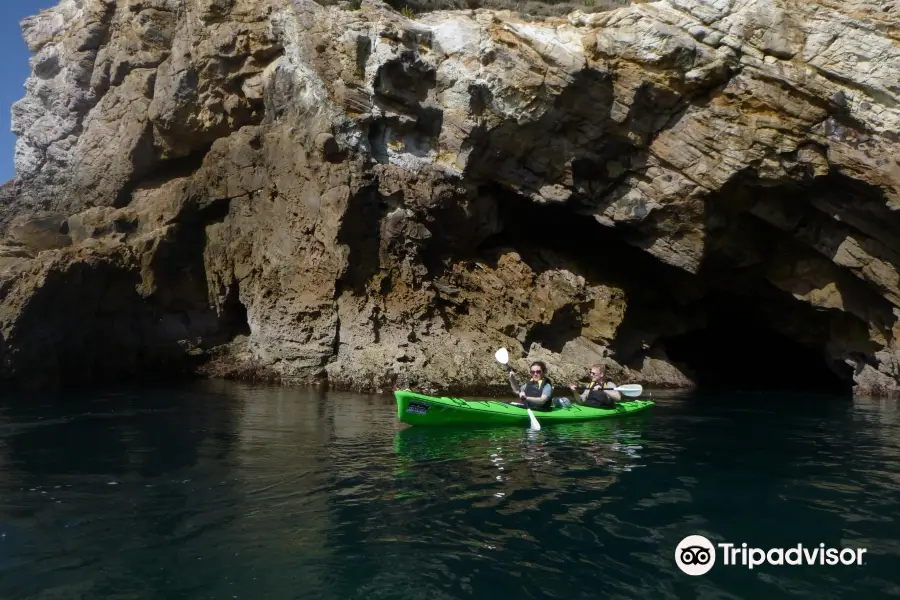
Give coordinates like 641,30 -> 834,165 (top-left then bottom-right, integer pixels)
524,377 -> 552,399
587,381 -> 615,406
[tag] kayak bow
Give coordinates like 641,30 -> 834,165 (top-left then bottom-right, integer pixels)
394,390 -> 654,427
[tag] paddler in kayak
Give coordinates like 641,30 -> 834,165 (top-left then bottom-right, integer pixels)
507,361 -> 553,412
570,363 -> 621,408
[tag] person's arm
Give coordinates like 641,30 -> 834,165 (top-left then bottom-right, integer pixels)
570,383 -> 589,402
603,381 -> 622,401
508,370 -> 521,395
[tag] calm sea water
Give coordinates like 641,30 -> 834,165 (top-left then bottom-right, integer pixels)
0,382 -> 898,599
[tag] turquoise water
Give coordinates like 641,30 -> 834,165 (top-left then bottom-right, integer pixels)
0,382 -> 898,598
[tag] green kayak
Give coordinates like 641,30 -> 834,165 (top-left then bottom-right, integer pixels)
395,390 -> 654,427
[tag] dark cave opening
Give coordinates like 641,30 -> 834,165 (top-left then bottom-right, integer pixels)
522,303 -> 585,354
661,292 -> 854,394
473,184 -> 688,291
474,185 -> 856,394
220,284 -> 251,339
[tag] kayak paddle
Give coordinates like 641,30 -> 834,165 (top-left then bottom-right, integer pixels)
613,384 -> 643,397
494,347 -> 541,431
569,383 -> 644,397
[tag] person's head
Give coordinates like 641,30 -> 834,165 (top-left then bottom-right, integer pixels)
589,363 -> 605,382
530,361 -> 547,381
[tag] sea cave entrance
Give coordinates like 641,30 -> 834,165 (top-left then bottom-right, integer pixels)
660,291 -> 854,394
470,184 -> 856,396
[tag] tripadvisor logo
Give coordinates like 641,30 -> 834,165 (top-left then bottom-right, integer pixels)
676,535 -> 716,575
675,535 -> 867,576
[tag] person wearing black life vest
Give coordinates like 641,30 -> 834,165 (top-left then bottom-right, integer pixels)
570,363 -> 621,408
506,361 -> 553,412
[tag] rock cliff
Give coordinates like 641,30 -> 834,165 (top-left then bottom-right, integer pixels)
2,0 -> 899,395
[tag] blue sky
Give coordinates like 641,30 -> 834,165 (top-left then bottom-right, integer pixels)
0,0 -> 59,183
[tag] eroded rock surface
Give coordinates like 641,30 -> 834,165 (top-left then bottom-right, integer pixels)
2,0 -> 900,395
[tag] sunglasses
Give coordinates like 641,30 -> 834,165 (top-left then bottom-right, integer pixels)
531,369 -> 542,374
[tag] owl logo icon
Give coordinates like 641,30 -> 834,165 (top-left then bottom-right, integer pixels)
675,535 -> 716,575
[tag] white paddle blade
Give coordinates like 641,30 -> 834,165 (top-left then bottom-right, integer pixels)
494,347 -> 510,365
527,408 -> 541,431
615,384 -> 643,397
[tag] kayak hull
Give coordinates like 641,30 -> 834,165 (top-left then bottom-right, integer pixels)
394,390 -> 654,426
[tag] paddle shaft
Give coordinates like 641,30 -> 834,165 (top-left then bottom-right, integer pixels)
493,348 -> 541,430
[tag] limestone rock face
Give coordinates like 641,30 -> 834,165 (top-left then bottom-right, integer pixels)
2,0 -> 900,395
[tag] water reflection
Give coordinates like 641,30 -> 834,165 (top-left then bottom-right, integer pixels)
0,384 -> 897,599
392,416 -> 652,502
0,383 -> 249,599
